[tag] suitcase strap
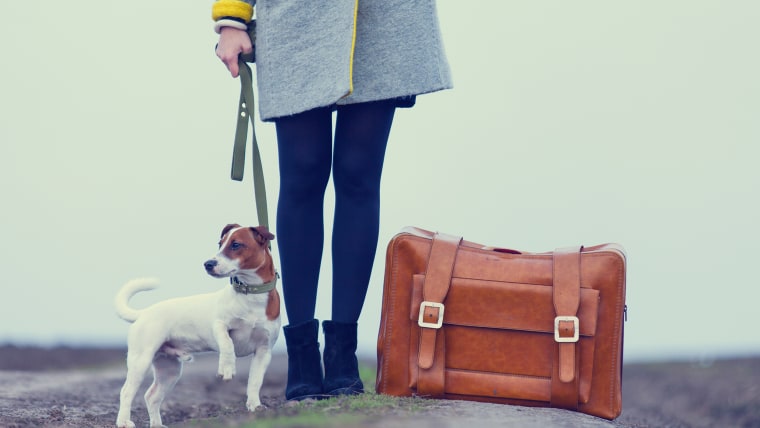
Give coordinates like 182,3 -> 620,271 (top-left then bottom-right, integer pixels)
417,232 -> 462,397
551,246 -> 583,410
415,236 -> 584,406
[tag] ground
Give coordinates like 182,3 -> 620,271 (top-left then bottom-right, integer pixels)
0,345 -> 758,428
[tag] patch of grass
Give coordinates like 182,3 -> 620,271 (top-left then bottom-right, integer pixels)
238,411 -> 364,428
232,392 -> 433,428
358,363 -> 376,393
184,362 -> 435,428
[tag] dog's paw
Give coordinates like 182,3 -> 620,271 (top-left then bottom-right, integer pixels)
217,363 -> 235,381
246,400 -> 265,412
116,420 -> 136,428
217,371 -> 235,381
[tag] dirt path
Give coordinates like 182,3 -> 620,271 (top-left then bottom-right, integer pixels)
0,346 -> 758,427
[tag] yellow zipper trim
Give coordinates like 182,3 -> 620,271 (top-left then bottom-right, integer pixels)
345,0 -> 359,97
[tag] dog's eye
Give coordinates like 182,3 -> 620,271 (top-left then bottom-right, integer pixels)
230,242 -> 243,250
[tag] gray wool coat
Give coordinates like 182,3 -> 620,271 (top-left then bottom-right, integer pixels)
241,0 -> 452,121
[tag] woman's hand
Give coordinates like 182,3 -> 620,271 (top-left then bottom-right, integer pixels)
216,27 -> 253,78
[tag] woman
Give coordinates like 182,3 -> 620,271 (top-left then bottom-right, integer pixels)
212,0 -> 452,400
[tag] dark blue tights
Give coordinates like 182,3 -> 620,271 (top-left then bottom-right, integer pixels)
274,100 -> 396,325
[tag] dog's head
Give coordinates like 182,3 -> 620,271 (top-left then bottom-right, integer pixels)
203,224 -> 275,279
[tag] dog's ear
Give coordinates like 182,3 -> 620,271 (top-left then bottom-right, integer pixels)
251,226 -> 275,244
221,224 -> 241,239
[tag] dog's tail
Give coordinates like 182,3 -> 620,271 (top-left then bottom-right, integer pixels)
114,277 -> 159,323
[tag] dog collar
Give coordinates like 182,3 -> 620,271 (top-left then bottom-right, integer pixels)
230,272 -> 279,295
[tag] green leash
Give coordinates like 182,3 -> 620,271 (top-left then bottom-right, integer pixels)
224,25 -> 278,292
230,57 -> 269,230
230,59 -> 279,291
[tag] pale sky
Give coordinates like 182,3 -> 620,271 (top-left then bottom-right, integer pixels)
1,1 -> 759,362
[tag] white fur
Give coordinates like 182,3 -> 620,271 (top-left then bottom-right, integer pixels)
115,231 -> 280,428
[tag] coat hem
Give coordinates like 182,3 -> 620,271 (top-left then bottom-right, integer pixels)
261,84 -> 451,122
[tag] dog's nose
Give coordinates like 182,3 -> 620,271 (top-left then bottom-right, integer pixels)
204,260 -> 217,272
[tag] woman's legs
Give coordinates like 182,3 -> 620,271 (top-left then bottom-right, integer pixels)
275,106 -> 333,400
325,100 -> 396,395
331,100 -> 396,323
275,100 -> 396,323
275,106 -> 333,326
275,100 -> 396,398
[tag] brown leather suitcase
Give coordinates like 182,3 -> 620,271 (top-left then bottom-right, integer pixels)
375,227 -> 627,420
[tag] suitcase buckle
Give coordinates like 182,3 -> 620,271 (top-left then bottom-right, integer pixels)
418,301 -> 445,329
554,316 -> 579,343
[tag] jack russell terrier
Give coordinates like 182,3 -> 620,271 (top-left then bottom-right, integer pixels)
114,224 -> 280,428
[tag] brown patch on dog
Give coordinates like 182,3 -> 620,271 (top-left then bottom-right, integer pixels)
250,226 -> 275,244
265,289 -> 280,321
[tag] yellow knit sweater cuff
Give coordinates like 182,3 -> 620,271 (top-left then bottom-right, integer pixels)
212,0 -> 253,23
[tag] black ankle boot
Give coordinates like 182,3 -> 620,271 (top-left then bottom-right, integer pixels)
283,319 -> 324,400
322,320 -> 364,396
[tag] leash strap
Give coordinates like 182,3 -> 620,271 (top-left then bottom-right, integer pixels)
231,59 -> 269,230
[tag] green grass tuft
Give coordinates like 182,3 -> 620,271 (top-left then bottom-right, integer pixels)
184,361 -> 435,428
